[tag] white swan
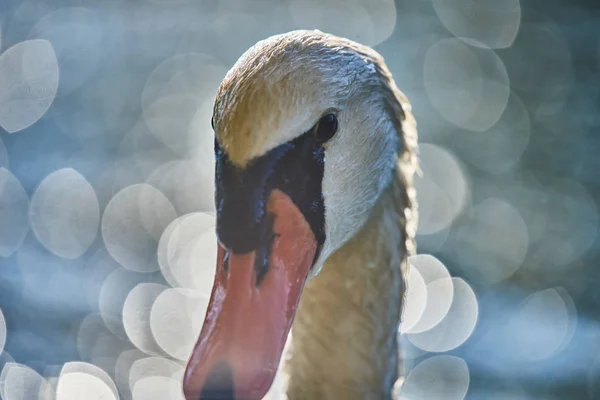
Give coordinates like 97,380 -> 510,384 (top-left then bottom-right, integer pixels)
183,29 -> 418,400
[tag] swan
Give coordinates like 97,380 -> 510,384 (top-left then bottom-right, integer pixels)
183,29 -> 418,400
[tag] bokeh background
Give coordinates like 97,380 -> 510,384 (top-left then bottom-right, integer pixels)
0,0 -> 598,398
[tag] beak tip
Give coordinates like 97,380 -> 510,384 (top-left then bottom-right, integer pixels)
183,359 -> 275,400
198,361 -> 235,400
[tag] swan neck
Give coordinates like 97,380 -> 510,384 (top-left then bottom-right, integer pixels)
285,171 -> 407,400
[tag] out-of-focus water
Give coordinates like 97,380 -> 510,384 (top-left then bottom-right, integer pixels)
0,0 -> 598,398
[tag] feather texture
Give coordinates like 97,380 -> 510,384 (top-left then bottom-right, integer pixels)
211,29 -> 419,399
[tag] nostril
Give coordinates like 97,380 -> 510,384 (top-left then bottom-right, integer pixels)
199,361 -> 235,400
255,212 -> 278,286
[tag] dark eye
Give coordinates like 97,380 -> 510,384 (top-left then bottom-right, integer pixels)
314,113 -> 338,143
211,116 -> 215,130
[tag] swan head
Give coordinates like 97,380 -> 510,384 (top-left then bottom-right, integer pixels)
183,30 -> 417,400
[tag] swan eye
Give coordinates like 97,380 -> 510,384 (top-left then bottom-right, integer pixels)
211,115 -> 215,130
314,113 -> 338,143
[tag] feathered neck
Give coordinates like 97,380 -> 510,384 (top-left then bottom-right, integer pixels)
283,167 -> 409,400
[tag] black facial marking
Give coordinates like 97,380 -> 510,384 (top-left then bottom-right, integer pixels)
221,251 -> 230,278
254,212 -> 278,286
214,127 -> 327,283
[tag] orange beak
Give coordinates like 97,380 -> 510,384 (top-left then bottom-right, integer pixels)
182,189 -> 317,399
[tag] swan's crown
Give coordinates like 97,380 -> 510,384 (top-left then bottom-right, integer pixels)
213,30 -> 399,167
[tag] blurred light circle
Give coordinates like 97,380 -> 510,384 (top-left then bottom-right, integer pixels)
454,92 -> 531,174
114,349 -> 147,400
0,363 -> 53,400
432,0 -> 521,49
150,288 -> 208,361
132,376 -> 184,400
407,278 -> 478,352
188,229 -> 219,293
99,269 -> 160,338
509,288 -> 572,361
29,7 -> 102,93
0,39 -> 59,133
59,362 -> 118,400
129,357 -> 184,393
123,283 -> 169,356
414,144 -> 468,235
156,216 -> 184,288
423,38 -> 509,131
404,255 -> 454,333
76,314 -> 115,362
0,310 -> 5,362
0,168 -> 30,257
147,159 -> 214,215
56,372 -> 117,400
0,352 -> 15,379
397,355 -> 469,400
289,0 -> 395,47
399,264 -> 428,333
30,168 -> 100,259
102,184 -> 177,272
452,198 -> 528,284
158,212 -> 217,293
0,356 -> 18,399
